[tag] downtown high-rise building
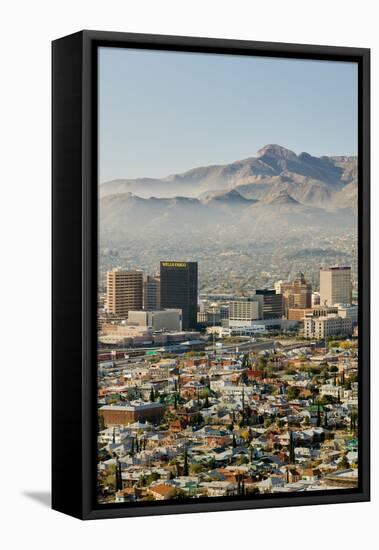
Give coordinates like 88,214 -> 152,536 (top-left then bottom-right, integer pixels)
254,289 -> 283,319
144,275 -> 161,310
106,269 -> 143,317
279,272 -> 312,316
160,261 -> 198,330
319,266 -> 352,306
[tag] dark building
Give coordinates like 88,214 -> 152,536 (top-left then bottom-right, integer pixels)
255,289 -> 283,319
160,261 -> 198,330
144,275 -> 161,310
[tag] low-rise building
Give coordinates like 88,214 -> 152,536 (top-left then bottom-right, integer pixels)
128,309 -> 182,331
303,315 -> 352,339
99,402 -> 165,426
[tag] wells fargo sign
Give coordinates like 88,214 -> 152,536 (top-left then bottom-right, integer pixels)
161,261 -> 187,268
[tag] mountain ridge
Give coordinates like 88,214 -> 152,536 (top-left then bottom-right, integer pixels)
100,144 -> 357,210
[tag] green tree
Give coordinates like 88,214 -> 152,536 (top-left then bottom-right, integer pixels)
115,458 -> 123,491
338,453 -> 350,470
350,408 -> 358,431
289,430 -> 295,464
317,404 -> 322,427
98,413 -> 105,432
287,387 -> 300,401
258,356 -> 268,370
183,448 -> 189,477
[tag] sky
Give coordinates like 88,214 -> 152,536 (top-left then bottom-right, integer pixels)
98,47 -> 358,183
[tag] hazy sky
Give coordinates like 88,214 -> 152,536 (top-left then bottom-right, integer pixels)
99,47 -> 358,183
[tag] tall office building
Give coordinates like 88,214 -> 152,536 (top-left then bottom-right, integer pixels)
254,289 -> 283,319
106,269 -> 143,317
160,261 -> 198,330
280,272 -> 312,316
144,275 -> 161,310
229,299 -> 260,322
320,266 -> 352,306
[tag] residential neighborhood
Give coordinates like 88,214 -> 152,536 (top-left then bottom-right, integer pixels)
97,334 -> 359,504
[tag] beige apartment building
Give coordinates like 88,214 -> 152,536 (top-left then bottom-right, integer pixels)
229,299 -> 260,322
319,266 -> 352,306
106,269 -> 143,317
303,315 -> 352,339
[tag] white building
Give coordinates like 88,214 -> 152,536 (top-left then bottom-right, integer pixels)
127,309 -> 182,332
336,304 -> 358,324
304,315 -> 352,339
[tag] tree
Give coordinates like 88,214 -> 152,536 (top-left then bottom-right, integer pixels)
192,412 -> 204,427
150,387 -> 155,402
183,448 -> 189,477
249,446 -> 254,463
338,453 -> 350,470
317,404 -> 322,427
341,370 -> 345,385
323,410 -> 328,428
98,413 -> 105,432
241,354 -> 250,368
350,408 -> 358,432
258,356 -> 268,370
115,458 -> 123,492
287,387 -> 300,401
289,430 -> 295,464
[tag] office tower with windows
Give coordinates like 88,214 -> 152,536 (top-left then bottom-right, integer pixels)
160,261 -> 198,330
106,269 -> 143,318
320,266 -> 352,306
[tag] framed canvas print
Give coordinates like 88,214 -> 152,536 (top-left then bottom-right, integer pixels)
52,30 -> 370,520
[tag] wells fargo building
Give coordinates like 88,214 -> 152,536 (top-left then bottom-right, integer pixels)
160,261 -> 198,330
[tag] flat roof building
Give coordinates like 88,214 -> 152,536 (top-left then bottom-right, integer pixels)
160,261 -> 198,330
320,266 -> 352,307
128,309 -> 182,332
303,315 -> 352,339
254,289 -> 283,319
106,269 -> 143,318
99,402 -> 165,426
229,299 -> 260,322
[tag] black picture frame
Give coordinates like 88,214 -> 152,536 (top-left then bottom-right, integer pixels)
52,30 -> 370,520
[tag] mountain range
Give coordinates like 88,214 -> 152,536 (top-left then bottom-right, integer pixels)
100,144 -> 357,208
99,145 -> 357,247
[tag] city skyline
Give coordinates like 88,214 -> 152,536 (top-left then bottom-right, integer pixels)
97,46 -> 359,506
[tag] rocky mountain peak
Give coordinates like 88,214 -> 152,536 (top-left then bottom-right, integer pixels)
257,144 -> 298,161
